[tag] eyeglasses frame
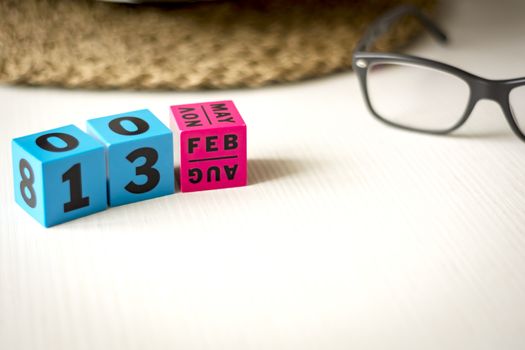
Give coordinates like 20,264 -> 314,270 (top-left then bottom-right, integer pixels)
352,5 -> 525,141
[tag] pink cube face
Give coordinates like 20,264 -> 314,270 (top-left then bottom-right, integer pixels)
170,101 -> 247,192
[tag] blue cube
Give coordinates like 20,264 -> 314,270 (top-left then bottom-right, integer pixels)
86,109 -> 175,207
12,125 -> 107,227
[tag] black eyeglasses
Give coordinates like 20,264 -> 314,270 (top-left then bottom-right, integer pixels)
353,5 -> 525,142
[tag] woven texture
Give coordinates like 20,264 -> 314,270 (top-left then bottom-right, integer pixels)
0,0 -> 436,90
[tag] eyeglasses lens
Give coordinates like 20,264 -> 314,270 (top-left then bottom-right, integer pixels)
366,62 -> 470,132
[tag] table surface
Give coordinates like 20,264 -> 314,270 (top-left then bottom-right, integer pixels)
2,0 -> 525,349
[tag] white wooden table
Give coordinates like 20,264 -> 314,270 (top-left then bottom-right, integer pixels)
2,0 -> 525,349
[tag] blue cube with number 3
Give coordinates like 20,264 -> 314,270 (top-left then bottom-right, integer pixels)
87,109 -> 175,207
12,125 -> 108,227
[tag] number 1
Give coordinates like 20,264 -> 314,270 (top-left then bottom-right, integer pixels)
62,163 -> 90,213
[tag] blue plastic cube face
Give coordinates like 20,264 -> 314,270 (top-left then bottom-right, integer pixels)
12,125 -> 108,227
86,109 -> 175,207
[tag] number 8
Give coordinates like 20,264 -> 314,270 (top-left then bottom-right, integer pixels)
19,159 -> 37,208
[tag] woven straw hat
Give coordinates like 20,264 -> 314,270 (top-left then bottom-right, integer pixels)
0,0 -> 436,90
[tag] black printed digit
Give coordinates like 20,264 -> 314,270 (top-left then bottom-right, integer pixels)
109,117 -> 149,136
36,132 -> 79,152
125,147 -> 160,194
62,163 -> 90,213
19,159 -> 36,208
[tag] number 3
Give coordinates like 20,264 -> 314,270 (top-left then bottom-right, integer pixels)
125,147 -> 160,194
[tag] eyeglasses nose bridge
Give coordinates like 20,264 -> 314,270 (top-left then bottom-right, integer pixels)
470,78 -> 508,104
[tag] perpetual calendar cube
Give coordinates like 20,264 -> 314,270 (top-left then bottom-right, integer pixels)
11,125 -> 107,227
170,100 -> 247,192
87,109 -> 175,207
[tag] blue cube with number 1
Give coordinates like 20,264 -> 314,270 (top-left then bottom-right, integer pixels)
12,125 -> 107,227
86,109 -> 175,207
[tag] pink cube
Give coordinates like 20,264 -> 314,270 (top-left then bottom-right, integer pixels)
170,100 -> 247,192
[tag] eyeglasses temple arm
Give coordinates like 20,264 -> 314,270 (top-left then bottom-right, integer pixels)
354,5 -> 447,53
